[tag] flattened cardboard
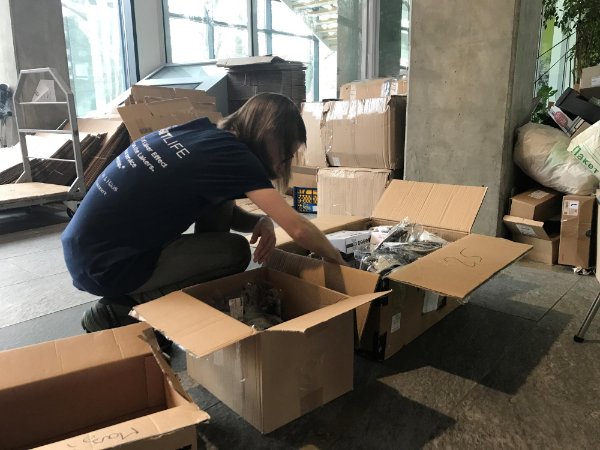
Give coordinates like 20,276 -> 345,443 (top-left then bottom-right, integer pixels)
0,323 -> 208,450
317,167 -> 391,217
388,234 -> 531,299
371,180 -> 487,233
503,215 -> 553,240
117,99 -> 222,140
509,188 -> 562,221
512,234 -> 560,265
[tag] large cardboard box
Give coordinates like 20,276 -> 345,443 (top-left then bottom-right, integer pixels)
130,85 -> 217,111
298,102 -> 328,168
511,234 -> 560,265
266,180 -> 531,359
339,77 -> 408,101
317,167 -> 391,217
559,194 -> 596,268
322,96 -> 406,170
0,323 -> 208,449
133,268 -> 386,434
289,165 -> 318,189
509,188 -> 562,221
581,65 -> 600,100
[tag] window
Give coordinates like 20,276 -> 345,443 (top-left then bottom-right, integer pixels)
62,0 -> 127,116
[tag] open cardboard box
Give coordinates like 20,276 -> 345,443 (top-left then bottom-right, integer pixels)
132,268 -> 387,434
0,323 -> 208,450
263,180 -> 532,359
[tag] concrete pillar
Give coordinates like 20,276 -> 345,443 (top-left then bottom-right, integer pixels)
404,0 -> 542,236
337,0 -> 363,88
0,0 -> 69,146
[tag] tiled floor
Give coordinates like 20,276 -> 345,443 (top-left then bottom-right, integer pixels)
1,205 -> 599,449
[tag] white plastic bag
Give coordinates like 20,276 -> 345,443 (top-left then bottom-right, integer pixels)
514,123 -> 598,195
566,120 -> 600,180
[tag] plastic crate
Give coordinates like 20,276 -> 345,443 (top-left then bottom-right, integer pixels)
293,187 -> 318,213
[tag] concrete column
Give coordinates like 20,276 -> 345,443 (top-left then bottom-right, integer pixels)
0,0 -> 69,146
404,0 -> 542,236
337,0 -> 363,88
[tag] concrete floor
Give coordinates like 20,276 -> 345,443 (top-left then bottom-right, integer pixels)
1,205 -> 599,449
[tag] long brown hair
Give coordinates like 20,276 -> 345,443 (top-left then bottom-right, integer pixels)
219,93 -> 306,189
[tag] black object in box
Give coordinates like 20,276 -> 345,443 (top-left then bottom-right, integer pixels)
555,88 -> 600,125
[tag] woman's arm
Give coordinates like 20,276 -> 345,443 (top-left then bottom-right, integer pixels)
246,188 -> 346,265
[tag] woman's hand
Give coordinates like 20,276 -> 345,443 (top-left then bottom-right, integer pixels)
250,216 -> 276,264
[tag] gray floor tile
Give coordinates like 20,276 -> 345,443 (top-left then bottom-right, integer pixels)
0,259 -> 39,288
469,261 -> 580,321
7,247 -> 69,277
0,272 -> 95,328
0,223 -> 66,260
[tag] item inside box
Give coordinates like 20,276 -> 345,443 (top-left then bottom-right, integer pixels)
211,282 -> 284,330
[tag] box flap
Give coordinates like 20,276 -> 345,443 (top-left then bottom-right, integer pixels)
388,234 -> 531,298
371,180 -> 487,233
267,291 -> 389,333
131,85 -> 215,105
503,215 -> 551,240
217,55 -> 285,67
132,291 -> 256,359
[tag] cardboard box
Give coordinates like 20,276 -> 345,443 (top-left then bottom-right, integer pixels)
131,85 -> 216,110
555,88 -> 600,125
298,102 -> 328,168
133,268 -> 386,433
559,194 -> 596,268
511,234 -> 560,265
317,167 -> 391,217
580,65 -> 600,100
289,165 -> 318,189
503,215 -> 559,240
326,230 -> 372,255
265,180 -> 531,359
339,77 -> 408,100
323,96 -> 406,170
548,105 -> 587,136
0,323 -> 208,449
509,188 -> 562,221
118,98 -> 222,141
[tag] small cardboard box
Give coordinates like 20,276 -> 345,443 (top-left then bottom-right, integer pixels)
0,323 -> 208,450
267,180 -> 531,359
339,77 -> 408,100
298,102 -> 328,168
118,98 -> 222,141
327,230 -> 372,255
509,188 -> 562,221
559,194 -> 596,268
503,215 -> 560,240
322,96 -> 406,170
133,268 -> 386,434
317,167 -> 391,217
511,234 -> 560,265
289,165 -> 318,189
580,65 -> 600,100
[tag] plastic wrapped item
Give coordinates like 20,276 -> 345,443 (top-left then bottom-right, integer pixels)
216,282 -> 284,331
514,122 -> 598,195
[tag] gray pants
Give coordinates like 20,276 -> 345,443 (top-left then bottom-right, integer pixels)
128,202 -> 251,303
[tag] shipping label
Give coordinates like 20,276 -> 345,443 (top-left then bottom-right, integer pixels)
390,312 -> 402,333
528,190 -> 549,199
515,223 -> 537,237
563,199 -> 580,216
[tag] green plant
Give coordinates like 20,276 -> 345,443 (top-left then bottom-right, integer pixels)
543,0 -> 600,84
531,83 -> 558,123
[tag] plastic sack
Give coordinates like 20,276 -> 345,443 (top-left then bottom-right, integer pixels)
514,123 -> 598,195
566,120 -> 600,180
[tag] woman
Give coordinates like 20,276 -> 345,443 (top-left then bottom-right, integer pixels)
62,93 -> 345,333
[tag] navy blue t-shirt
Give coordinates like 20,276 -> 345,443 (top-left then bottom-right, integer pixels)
61,118 -> 273,296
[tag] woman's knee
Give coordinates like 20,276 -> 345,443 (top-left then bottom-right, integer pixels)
223,233 -> 251,271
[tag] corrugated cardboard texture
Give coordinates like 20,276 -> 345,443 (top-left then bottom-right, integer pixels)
371,180 -> 487,233
289,165 -> 318,189
339,78 -> 408,100
131,85 -> 215,106
317,167 -> 391,217
509,188 -> 562,221
513,234 -> 560,265
388,234 -> 531,298
559,195 -> 595,267
503,215 -> 553,240
322,96 -> 406,169
117,99 -> 222,141
298,102 -> 328,167
0,324 -> 207,449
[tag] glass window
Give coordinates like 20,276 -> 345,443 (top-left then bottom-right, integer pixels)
62,0 -> 127,116
214,26 -> 248,59
168,18 -> 210,63
271,1 -> 312,35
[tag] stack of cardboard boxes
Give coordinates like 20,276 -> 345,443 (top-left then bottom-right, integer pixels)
503,188 -> 596,268
290,77 -> 408,217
